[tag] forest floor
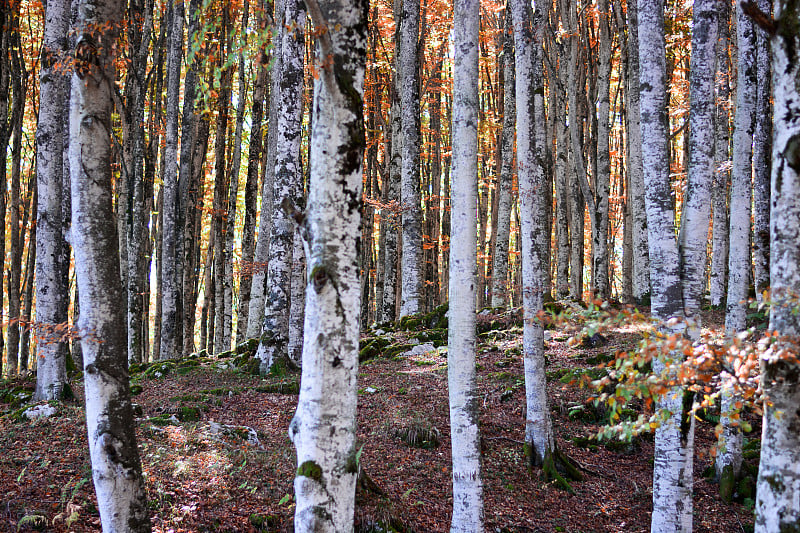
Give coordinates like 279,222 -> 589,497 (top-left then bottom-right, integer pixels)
0,305 -> 759,533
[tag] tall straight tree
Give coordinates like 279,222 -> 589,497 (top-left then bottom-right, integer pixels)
69,0 -> 150,527
449,0 -> 483,528
511,0 -> 555,468
725,0 -> 756,333
625,0 -> 649,302
288,0 -> 367,528
637,0 -> 693,531
34,0 -> 70,401
709,0 -> 731,308
161,0 -> 185,360
399,0 -> 423,317
751,0 -> 771,301
256,0 -> 306,372
754,4 -> 800,530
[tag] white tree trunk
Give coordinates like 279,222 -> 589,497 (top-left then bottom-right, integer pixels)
511,0 -> 555,466
625,0 -> 650,302
34,0 -> 70,401
710,0 -> 731,308
638,1 -> 692,530
288,0 -> 366,529
679,0 -> 717,331
725,1 -> 756,333
69,0 -> 150,527
288,227 -> 305,365
399,0 -> 422,317
449,0 -> 484,528
593,0 -> 612,300
751,0 -> 771,301
255,0 -> 305,372
755,3 -> 800,529
247,2 -> 284,338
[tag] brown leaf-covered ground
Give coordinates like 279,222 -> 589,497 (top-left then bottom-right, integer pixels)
0,308 -> 758,532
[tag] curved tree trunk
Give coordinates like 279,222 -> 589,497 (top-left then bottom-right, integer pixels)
69,0 -> 150,527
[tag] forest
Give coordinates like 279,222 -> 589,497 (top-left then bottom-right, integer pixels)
0,0 -> 799,531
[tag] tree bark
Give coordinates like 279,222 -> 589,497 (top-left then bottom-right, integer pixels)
399,0 -> 422,317
69,0 -> 150,526
491,9 -> 515,309
755,6 -> 800,530
34,0 -> 70,400
449,0 -> 484,527
511,0 -> 555,467
710,2 -> 731,308
255,0 -> 306,372
638,1 -> 692,531
160,0 -> 185,360
288,0 -> 367,528
724,1 -> 756,333
751,0 -> 771,302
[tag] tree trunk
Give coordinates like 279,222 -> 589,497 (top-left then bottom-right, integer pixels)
399,0 -> 423,317
755,5 -> 800,529
679,0 -> 717,331
255,0 -> 306,372
238,3 -> 270,343
449,0 -> 484,527
247,0 -> 284,337
751,0 -> 771,302
491,9 -> 515,309
725,1 -> 756,333
6,30 -> 25,375
638,1 -> 693,531
34,0 -> 70,399
710,3 -> 731,308
69,0 -> 150,526
511,0 -> 555,467
625,0 -> 650,303
160,0 -> 185,360
288,0 -> 367,528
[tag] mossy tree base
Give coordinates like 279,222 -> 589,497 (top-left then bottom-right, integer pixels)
526,444 -> 583,494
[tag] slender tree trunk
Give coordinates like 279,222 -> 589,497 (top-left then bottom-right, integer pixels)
6,35 -> 25,375
34,0 -> 70,399
679,0 -> 717,330
710,1 -> 731,308
256,0 -> 306,372
725,1 -> 756,333
289,0 -> 367,528
399,0 -> 423,317
20,186 -> 36,372
491,9 -> 515,309
638,1 -> 693,531
247,0 -> 284,337
626,0 -> 650,302
755,6 -> 800,530
69,0 -> 150,526
161,0 -> 185,360
511,0 -> 555,467
238,4 -> 270,343
751,0 -> 771,302
288,227 -> 305,365
449,0 -> 484,527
